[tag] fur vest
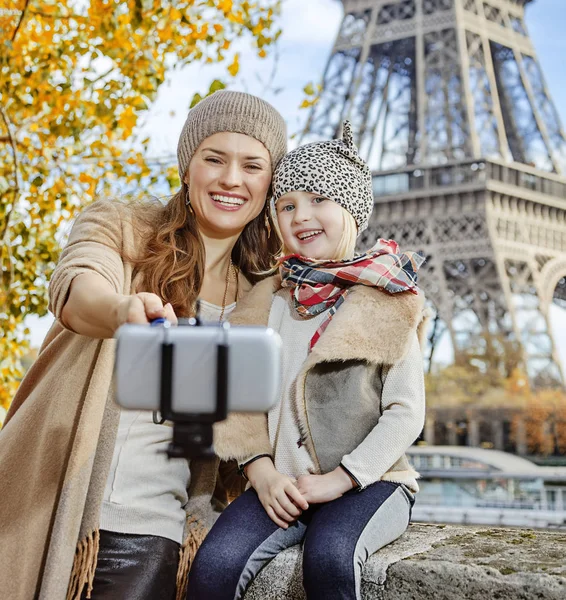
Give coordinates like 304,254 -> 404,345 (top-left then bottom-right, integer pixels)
235,275 -> 429,492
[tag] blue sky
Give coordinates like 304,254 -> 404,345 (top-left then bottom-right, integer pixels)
136,0 -> 566,158
528,0 -> 566,125
27,0 -> 566,363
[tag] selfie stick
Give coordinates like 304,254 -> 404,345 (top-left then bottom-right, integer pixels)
151,316 -> 229,459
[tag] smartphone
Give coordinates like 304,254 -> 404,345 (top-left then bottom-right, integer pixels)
114,323 -> 281,415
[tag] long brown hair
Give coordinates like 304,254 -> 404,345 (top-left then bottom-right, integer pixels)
130,183 -> 280,317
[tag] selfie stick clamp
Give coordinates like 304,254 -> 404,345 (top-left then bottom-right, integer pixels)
152,316 -> 229,459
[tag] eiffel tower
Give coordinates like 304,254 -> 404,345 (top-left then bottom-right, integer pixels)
301,0 -> 566,387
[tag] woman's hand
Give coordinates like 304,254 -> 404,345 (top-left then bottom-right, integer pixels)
245,457 -> 309,529
61,273 -> 178,338
296,467 -> 356,504
116,292 -> 178,327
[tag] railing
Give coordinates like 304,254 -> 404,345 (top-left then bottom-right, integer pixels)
371,159 -> 566,199
372,161 -> 488,197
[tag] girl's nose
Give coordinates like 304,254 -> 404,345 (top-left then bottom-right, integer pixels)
293,203 -> 312,223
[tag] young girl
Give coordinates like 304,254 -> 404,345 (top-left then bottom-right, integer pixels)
187,122 -> 427,600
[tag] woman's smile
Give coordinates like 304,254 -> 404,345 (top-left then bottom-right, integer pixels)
209,191 -> 248,211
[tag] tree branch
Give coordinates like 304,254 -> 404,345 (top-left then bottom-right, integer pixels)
89,66 -> 117,86
0,107 -> 21,247
28,9 -> 87,21
11,0 -> 31,43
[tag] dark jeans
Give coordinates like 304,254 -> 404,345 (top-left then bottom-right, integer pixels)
81,530 -> 179,600
188,481 -> 413,600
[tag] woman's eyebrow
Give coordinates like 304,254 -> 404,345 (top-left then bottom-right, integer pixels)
201,147 -> 268,162
245,155 -> 268,162
201,147 -> 226,155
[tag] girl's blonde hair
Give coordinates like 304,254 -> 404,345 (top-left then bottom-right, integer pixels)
271,199 -> 358,261
332,209 -> 358,260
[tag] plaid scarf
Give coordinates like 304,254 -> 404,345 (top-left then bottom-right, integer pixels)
279,239 -> 425,350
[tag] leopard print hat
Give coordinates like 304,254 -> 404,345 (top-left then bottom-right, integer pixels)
272,121 -> 374,233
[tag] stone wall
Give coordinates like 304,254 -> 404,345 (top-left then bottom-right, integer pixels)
243,523 -> 566,599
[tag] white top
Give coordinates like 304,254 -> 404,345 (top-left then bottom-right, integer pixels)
268,289 -> 425,489
100,300 -> 236,544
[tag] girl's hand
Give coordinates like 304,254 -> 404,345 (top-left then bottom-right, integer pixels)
116,292 -> 178,328
296,468 -> 356,504
245,458 -> 309,529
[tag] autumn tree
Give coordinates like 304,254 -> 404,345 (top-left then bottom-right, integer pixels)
425,331 -> 523,408
0,0 -> 281,418
512,388 -> 566,456
427,355 -> 566,456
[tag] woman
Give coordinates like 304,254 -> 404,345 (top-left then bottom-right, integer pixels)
0,90 -> 287,600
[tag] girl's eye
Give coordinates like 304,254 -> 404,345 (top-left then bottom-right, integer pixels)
313,197 -> 326,204
281,204 -> 294,212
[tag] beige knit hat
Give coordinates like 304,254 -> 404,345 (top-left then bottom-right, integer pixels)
177,90 -> 287,179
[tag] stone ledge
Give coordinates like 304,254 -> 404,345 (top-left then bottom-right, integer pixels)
243,523 -> 566,599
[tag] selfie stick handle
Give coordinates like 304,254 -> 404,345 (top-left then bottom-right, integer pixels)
153,313 -> 230,459
215,322 -> 229,422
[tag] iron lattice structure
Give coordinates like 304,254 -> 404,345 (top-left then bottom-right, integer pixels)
301,0 -> 566,387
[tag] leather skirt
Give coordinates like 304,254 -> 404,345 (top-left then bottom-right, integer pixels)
82,530 -> 179,600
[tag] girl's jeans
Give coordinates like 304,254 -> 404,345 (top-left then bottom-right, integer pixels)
187,480 -> 413,600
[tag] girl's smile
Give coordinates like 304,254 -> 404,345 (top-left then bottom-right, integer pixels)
276,191 -> 347,259
295,228 -> 324,243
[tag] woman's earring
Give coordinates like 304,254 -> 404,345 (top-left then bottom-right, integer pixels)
185,186 -> 194,213
265,211 -> 272,237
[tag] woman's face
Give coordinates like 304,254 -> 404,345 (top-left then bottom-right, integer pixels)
275,191 -> 346,259
185,132 -> 272,238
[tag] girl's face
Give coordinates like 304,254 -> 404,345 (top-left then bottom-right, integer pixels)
185,132 -> 272,238
275,191 -> 346,259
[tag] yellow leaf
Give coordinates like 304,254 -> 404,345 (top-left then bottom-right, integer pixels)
227,53 -> 240,77
228,11 -> 244,25
218,0 -> 233,13
304,82 -> 315,96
